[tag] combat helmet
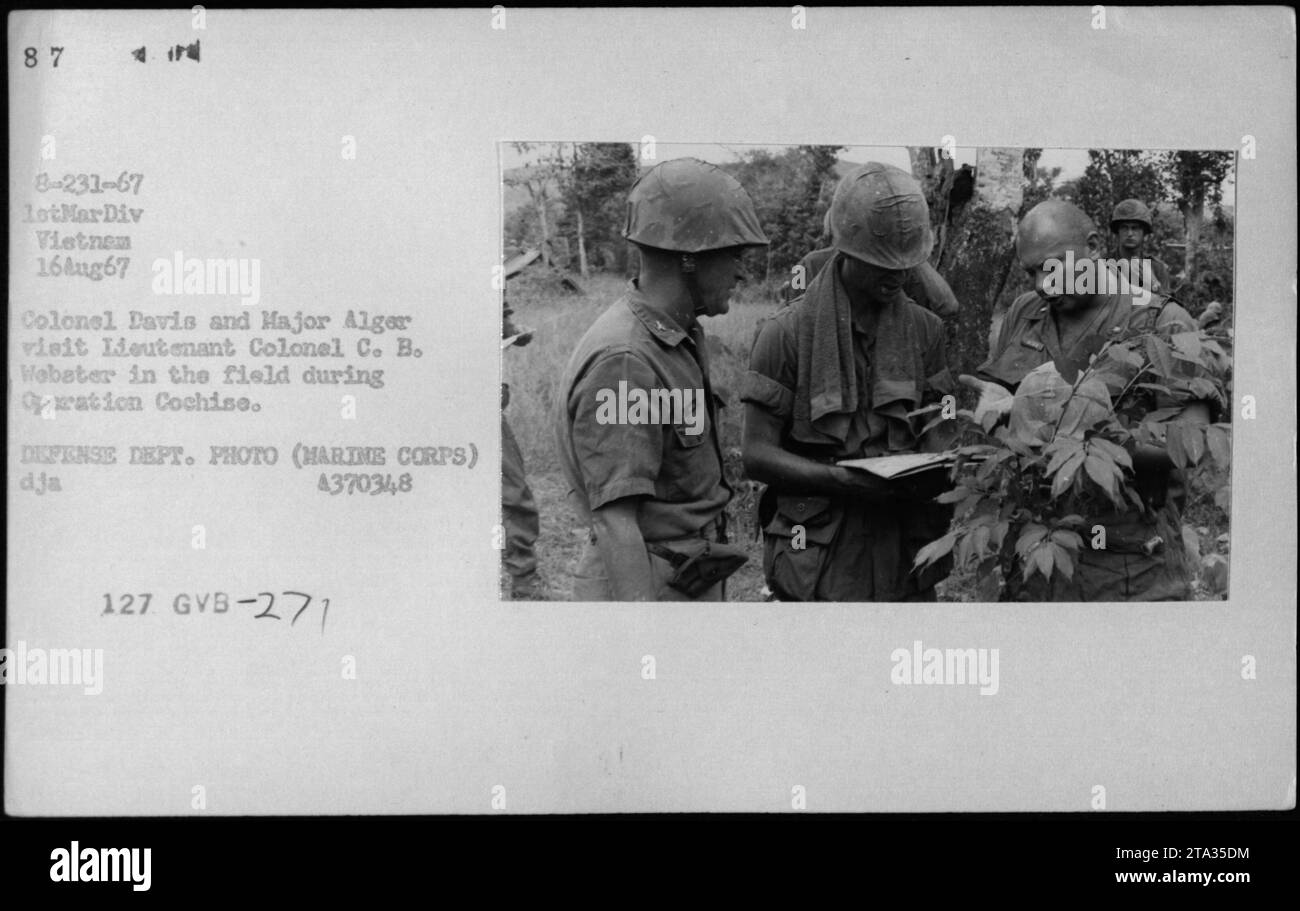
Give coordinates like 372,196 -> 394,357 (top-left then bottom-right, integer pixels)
624,157 -> 768,253
828,162 -> 934,270
1110,199 -> 1153,232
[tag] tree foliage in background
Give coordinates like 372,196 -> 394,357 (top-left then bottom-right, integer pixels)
1166,151 -> 1234,311
504,142 -> 640,275
557,143 -> 640,275
503,142 -> 563,264
728,145 -> 844,282
506,144 -> 1234,329
1072,149 -> 1234,314
1074,150 -> 1167,227
1024,154 -> 1062,212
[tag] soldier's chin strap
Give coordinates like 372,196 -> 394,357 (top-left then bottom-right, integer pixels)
680,253 -> 707,318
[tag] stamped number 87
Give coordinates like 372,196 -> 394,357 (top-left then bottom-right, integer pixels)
24,47 -> 64,68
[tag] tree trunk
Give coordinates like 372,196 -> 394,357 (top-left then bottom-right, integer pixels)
909,147 -> 1029,385
909,147 -> 952,262
575,206 -> 589,278
1181,198 -> 1203,293
530,188 -> 551,266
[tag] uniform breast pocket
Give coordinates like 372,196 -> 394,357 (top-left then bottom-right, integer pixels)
661,423 -> 713,499
672,425 -> 706,449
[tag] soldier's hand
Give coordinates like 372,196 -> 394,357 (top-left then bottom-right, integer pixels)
1197,301 -> 1223,329
834,466 -> 902,504
958,374 -> 1013,429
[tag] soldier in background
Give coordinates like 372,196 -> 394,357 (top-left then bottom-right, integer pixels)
501,294 -> 544,599
1110,198 -> 1173,294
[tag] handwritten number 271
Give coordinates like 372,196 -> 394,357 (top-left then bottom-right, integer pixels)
251,591 -> 330,631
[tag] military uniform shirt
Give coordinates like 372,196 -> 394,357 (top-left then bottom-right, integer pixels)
555,285 -> 729,543
742,294 -> 955,601
745,296 -> 953,458
979,289 -> 1196,388
1113,253 -> 1173,295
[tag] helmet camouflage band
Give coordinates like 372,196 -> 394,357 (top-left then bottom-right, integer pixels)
1110,198 -> 1153,232
829,162 -> 934,270
623,157 -> 769,254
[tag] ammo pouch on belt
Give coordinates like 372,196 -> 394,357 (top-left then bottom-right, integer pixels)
646,540 -> 749,598
761,493 -> 844,601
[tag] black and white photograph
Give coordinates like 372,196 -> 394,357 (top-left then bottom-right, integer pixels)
502,142 -> 1237,602
3,5 -> 1295,892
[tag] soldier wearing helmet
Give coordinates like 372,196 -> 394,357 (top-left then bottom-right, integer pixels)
1110,198 -> 1173,294
779,198 -> 960,319
740,162 -> 958,602
554,157 -> 768,600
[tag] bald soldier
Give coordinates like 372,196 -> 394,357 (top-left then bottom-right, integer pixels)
966,199 -> 1210,601
555,158 -> 767,601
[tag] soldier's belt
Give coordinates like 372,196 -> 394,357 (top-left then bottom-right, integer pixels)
588,516 -> 723,547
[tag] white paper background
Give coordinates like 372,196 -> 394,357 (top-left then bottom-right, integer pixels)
6,7 -> 1295,814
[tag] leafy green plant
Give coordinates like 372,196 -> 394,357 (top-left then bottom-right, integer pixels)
913,319 -> 1233,600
